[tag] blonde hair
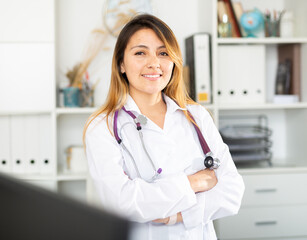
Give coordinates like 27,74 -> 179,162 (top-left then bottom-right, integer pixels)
83,14 -> 197,144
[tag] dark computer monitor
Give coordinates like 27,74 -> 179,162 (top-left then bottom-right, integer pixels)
0,172 -> 130,240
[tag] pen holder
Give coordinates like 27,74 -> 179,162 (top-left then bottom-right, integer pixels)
80,88 -> 94,107
265,19 -> 280,37
63,87 -> 80,107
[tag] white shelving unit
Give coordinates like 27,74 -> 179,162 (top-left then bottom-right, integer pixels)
0,0 -> 92,202
209,0 -> 307,239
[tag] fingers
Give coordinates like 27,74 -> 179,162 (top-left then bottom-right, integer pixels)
188,169 -> 218,193
202,169 -> 218,191
152,217 -> 169,224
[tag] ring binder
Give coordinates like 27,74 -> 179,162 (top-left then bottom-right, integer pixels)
0,116 -> 11,173
185,33 -> 212,104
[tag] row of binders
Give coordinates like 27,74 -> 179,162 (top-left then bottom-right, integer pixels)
0,115 -> 55,175
185,33 -> 300,106
184,33 -> 266,105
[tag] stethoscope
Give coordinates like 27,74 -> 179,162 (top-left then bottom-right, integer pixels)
113,106 -> 220,182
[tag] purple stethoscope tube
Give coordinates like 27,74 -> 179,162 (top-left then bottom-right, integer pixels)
113,107 -> 220,181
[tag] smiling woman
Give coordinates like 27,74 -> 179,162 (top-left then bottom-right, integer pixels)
83,14 -> 244,240
120,28 -> 174,104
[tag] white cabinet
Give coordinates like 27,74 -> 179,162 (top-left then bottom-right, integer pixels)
0,0 -> 55,112
0,0 -> 89,200
0,0 -> 56,188
215,170 -> 307,239
0,44 -> 55,112
241,173 -> 307,206
217,204 -> 307,239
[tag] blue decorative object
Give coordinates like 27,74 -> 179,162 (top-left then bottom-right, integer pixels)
240,8 -> 264,37
63,87 -> 80,107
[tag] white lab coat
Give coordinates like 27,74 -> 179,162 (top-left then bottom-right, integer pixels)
85,94 -> 245,240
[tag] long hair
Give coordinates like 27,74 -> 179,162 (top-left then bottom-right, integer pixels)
83,14 -> 197,143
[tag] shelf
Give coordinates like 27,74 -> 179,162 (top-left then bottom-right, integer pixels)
0,107 -> 96,116
10,172 -> 88,181
217,102 -> 307,110
0,110 -> 53,116
239,165 -> 307,175
12,173 -> 57,181
217,37 -> 307,45
56,107 -> 97,115
57,172 -> 88,181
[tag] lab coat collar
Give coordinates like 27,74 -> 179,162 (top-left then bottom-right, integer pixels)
124,93 -> 186,115
163,94 -> 186,113
124,95 -> 142,114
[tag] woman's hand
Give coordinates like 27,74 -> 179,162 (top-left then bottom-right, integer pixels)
187,169 -> 218,193
152,217 -> 170,224
152,213 -> 183,224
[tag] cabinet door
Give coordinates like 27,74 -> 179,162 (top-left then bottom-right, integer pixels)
0,0 -> 54,42
242,173 -> 307,206
215,205 -> 307,239
0,43 -> 55,111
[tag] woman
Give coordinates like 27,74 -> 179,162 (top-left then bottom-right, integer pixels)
84,14 -> 244,240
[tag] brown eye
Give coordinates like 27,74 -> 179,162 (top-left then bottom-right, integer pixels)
160,52 -> 169,56
135,51 -> 145,55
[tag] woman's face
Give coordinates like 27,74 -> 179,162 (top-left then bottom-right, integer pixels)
120,28 -> 174,98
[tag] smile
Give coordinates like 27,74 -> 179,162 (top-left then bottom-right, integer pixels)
142,74 -> 161,78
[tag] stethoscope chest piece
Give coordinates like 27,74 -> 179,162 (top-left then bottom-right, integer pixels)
204,152 -> 220,170
136,114 -> 147,125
